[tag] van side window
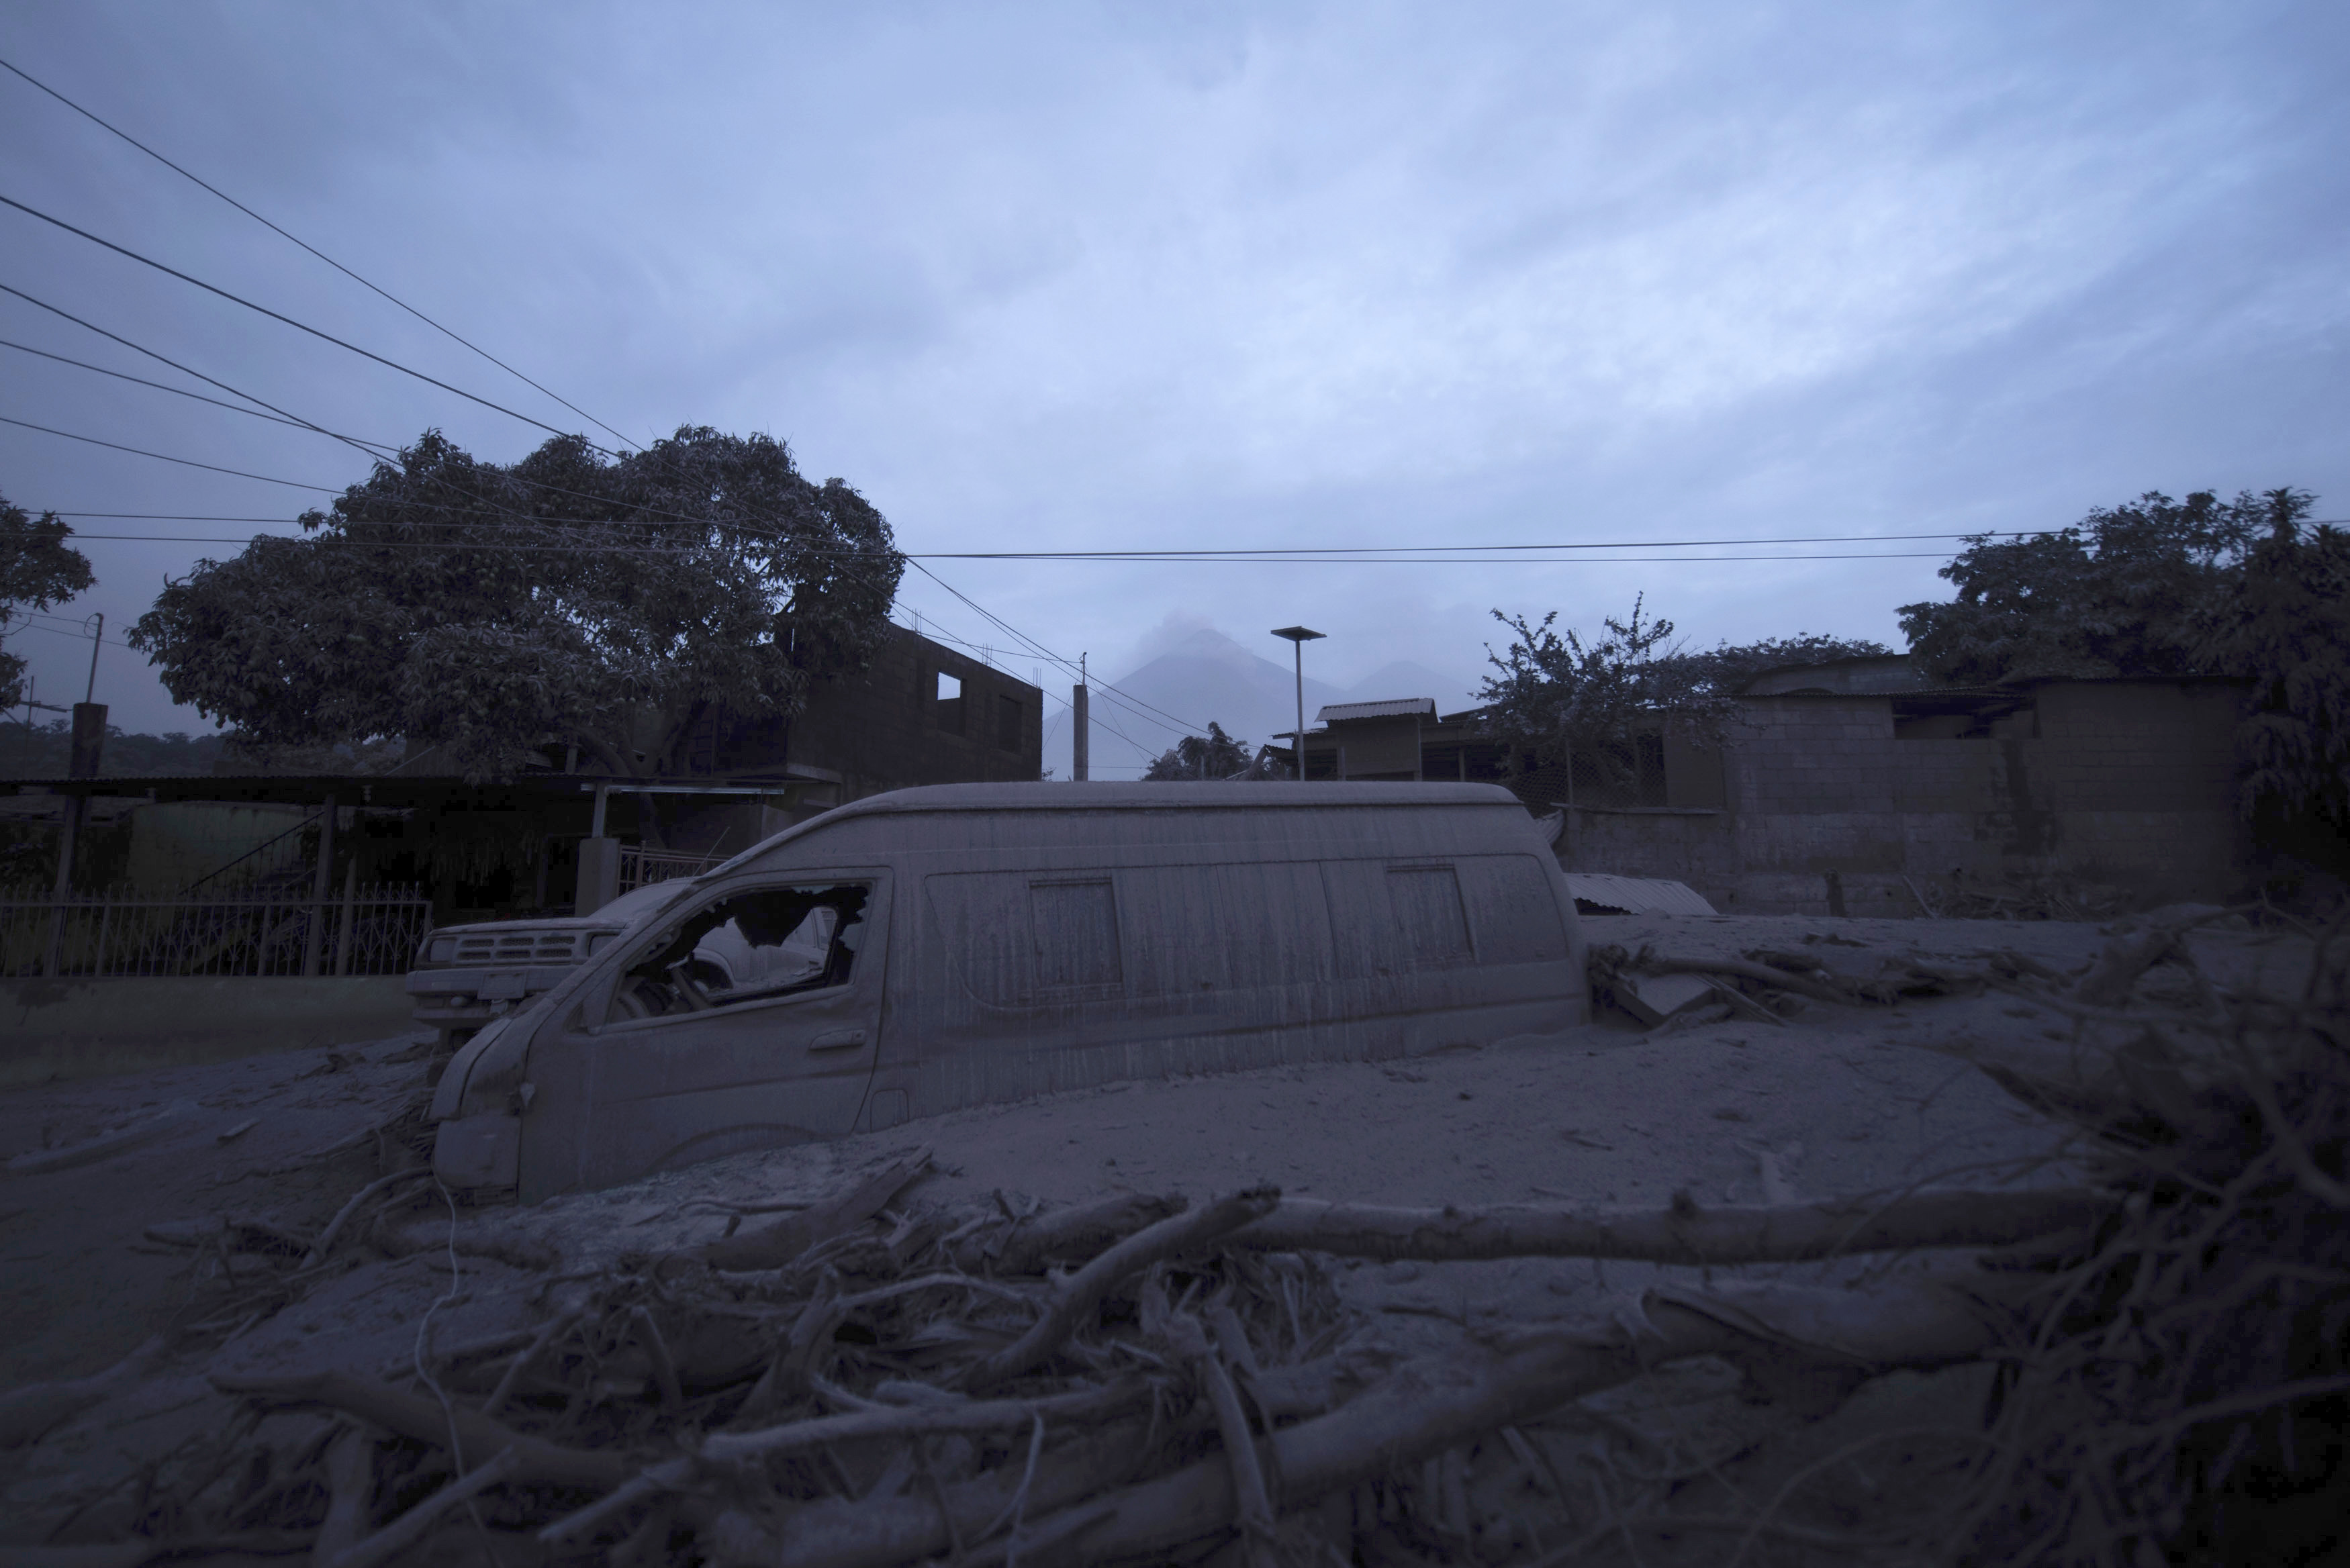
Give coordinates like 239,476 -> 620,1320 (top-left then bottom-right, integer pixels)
1386,865 -> 1472,969
1032,879 -> 1121,988
608,883 -> 869,1023
1456,855 -> 1570,965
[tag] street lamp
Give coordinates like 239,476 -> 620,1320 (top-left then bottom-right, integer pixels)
1270,626 -> 1324,781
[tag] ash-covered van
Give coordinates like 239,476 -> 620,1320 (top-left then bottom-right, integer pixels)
431,782 -> 1587,1202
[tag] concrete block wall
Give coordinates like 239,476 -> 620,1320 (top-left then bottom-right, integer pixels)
1563,681 -> 2250,914
1565,809 -> 1739,905
752,626 -> 1045,801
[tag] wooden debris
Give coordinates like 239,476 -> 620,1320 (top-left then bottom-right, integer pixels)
0,1336 -> 167,1449
1230,1188 -> 2104,1265
688,1144 -> 933,1271
18,916 -> 2332,1567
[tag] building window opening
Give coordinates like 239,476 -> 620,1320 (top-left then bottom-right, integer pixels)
1893,695 -> 2036,740
937,672 -> 961,701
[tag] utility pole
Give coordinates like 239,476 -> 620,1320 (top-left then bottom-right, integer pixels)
1270,627 -> 1325,781
1072,654 -> 1090,782
46,614 -> 111,977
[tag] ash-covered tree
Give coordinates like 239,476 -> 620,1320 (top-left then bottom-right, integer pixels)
1,489 -> 95,709
1898,490 -> 2281,685
1476,596 -> 1733,794
128,428 -> 903,783
2198,504 -> 2350,840
1142,721 -> 1265,781
1478,601 -> 1891,795
1653,632 -> 1894,697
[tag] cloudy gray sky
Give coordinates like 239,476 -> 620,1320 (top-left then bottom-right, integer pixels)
1,2 -> 2343,770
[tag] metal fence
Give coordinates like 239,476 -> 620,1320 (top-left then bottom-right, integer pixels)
618,847 -> 722,893
0,885 -> 434,979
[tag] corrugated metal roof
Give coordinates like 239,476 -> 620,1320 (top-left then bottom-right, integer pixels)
1563,873 -> 1720,916
1315,698 -> 1438,723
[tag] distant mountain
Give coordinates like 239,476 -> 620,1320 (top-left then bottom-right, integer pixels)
1041,627 -> 1480,779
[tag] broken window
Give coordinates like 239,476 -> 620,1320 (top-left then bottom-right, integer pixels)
608,883 -> 869,1022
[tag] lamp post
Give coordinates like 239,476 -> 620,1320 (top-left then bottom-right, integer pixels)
1270,626 -> 1324,781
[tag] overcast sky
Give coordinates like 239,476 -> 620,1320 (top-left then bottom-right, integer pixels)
1,1 -> 2343,756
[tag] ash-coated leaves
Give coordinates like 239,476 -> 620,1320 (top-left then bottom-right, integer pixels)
128,427 -> 904,782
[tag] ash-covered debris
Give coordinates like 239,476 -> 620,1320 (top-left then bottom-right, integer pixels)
0,912 -> 2337,1565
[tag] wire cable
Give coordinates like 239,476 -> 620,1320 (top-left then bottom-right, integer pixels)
907,559 -> 1205,738
0,53 -> 644,453
0,414 -> 341,491
0,281 -> 410,470
0,192 -> 616,452
0,336 -> 399,448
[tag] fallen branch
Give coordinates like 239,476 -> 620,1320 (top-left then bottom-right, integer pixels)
303,1169 -> 432,1267
1635,955 -> 1873,1006
0,1336 -> 167,1449
328,1447 -> 522,1568
1229,1187 -> 2106,1266
310,1426 -> 374,1566
5,1103 -> 194,1176
704,1381 -> 1147,1463
208,1369 -> 628,1488
963,1187 -> 1280,1393
538,1456 -> 696,1549
2073,906 -> 2252,1008
954,1190 -> 1186,1276
1002,1277 -> 2008,1567
1171,1312 -> 1276,1568
691,1146 -> 933,1271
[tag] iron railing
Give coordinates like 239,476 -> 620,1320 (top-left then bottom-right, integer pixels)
179,810 -> 323,895
0,885 -> 433,979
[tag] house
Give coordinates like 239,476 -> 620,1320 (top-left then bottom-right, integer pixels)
1564,660 -> 2251,914
1272,658 -> 2256,914
1,627 -> 1044,931
1290,701 -> 1515,784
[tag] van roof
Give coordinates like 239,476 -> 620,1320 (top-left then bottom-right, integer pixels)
705,780 -> 1527,879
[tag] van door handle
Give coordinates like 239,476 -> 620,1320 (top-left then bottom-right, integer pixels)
809,1028 -> 868,1051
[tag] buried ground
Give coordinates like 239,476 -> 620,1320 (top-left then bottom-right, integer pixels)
0,910 -> 2333,1565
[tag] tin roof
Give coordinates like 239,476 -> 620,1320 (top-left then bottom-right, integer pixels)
1315,698 -> 1438,723
1562,873 -> 1720,916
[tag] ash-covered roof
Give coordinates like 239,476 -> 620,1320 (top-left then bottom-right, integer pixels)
1315,697 -> 1438,724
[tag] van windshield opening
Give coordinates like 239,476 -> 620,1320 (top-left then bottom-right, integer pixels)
609,883 -> 869,1022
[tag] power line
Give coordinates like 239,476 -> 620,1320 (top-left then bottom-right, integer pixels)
0,54 -> 644,454
0,296 -> 834,548
35,526 -> 1979,566
894,531 -> 2067,557
0,299 -> 2188,561
0,287 -> 913,545
0,281 -> 412,474
0,614 -> 136,652
0,415 -> 342,491
0,337 -> 399,448
45,506 -> 2234,556
907,560 -> 1204,738
0,193 -> 617,453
